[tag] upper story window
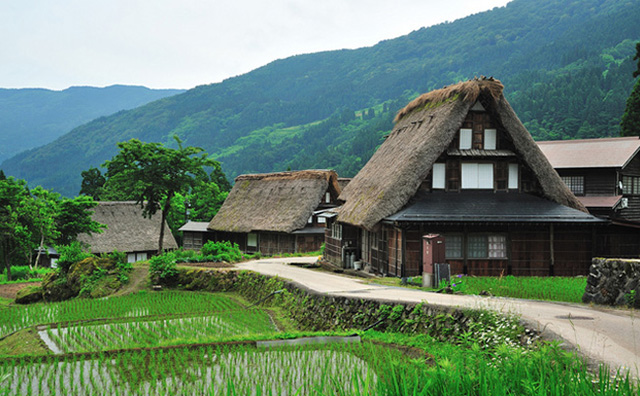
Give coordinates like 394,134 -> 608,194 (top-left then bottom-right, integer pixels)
561,176 -> 585,196
461,163 -> 494,189
458,128 -> 497,150
622,175 -> 640,195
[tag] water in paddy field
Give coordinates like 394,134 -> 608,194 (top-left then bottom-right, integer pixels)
0,347 -> 376,395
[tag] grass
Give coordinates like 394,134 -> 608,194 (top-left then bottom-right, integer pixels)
370,275 -> 588,303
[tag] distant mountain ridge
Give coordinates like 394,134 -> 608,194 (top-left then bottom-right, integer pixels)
2,0 -> 640,196
0,85 -> 184,162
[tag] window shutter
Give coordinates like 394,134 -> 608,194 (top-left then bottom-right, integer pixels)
459,129 -> 472,149
508,164 -> 519,189
484,129 -> 497,150
478,164 -> 494,188
432,163 -> 446,189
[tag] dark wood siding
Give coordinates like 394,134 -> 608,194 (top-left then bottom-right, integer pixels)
258,232 -> 295,255
405,230 -> 422,277
388,228 -> 402,277
553,227 -> 592,276
324,226 -> 342,266
212,231 -> 249,252
510,230 -> 550,276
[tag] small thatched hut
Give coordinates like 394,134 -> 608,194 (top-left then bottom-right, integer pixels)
78,201 -> 178,262
208,170 -> 341,255
326,78 -> 613,277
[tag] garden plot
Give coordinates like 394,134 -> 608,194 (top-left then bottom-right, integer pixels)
0,344 -> 377,396
39,310 -> 277,353
0,291 -> 243,338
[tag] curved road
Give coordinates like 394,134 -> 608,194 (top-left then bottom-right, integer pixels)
237,257 -> 640,376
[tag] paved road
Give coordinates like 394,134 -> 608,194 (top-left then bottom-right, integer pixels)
237,257 -> 640,376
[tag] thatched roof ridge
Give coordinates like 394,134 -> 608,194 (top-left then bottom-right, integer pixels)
208,170 -> 340,233
338,78 -> 585,230
78,201 -> 178,254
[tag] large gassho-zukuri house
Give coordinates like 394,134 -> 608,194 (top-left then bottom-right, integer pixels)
324,78 -> 640,277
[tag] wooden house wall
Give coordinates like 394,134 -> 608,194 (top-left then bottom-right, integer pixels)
557,168 -> 616,196
212,231 -> 249,252
258,232 -> 296,255
510,231 -> 550,276
324,226 -> 342,266
553,228 -> 593,276
404,230 -> 423,277
387,228 -> 402,277
370,228 -> 388,274
595,225 -> 640,257
295,234 -> 324,253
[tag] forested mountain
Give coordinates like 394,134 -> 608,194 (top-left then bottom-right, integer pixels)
0,85 -> 183,162
3,0 -> 640,196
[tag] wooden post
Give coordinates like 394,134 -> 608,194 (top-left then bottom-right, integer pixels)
549,223 -> 555,276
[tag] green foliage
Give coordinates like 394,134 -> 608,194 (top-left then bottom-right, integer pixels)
6,0 -> 640,194
200,241 -> 243,262
55,241 -> 93,273
0,266 -> 52,283
621,78 -> 640,137
79,167 -> 106,199
101,136 -> 220,252
149,253 -> 179,282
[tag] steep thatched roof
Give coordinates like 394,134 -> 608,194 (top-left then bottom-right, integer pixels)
208,170 -> 341,233
78,201 -> 178,254
338,78 -> 586,230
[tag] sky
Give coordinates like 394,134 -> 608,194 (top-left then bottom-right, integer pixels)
1,0 -> 510,91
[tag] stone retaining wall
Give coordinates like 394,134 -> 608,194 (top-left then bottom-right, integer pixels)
160,268 -> 534,345
583,258 -> 640,308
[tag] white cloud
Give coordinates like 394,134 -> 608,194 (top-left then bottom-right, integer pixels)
0,0 -> 510,90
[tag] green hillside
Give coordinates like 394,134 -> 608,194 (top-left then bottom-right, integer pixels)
3,0 -> 639,196
0,85 -> 183,163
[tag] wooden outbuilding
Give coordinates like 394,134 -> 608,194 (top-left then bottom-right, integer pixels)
537,137 -> 640,222
208,170 -> 341,255
325,78 -> 633,277
78,201 -> 178,263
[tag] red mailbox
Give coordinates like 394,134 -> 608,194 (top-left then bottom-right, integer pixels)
422,234 -> 445,288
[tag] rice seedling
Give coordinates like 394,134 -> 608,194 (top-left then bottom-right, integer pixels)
0,291 -> 245,338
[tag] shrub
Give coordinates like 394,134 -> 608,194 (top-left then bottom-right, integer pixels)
200,241 -> 243,262
149,252 -> 179,283
56,242 -> 93,273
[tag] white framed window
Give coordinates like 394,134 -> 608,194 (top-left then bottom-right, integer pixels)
562,176 -> 585,196
462,163 -> 494,189
325,192 -> 331,203
488,235 -> 507,258
318,216 -> 326,224
332,223 -> 342,239
445,234 -> 463,259
247,233 -> 258,247
508,163 -> 519,189
432,163 -> 446,189
459,129 -> 472,149
466,235 -> 507,259
484,129 -> 497,150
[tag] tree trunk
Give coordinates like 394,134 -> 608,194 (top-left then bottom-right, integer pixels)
158,193 -> 174,254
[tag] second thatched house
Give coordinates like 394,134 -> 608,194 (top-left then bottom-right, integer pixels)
325,78 -> 621,277
78,201 -> 178,262
207,170 -> 341,255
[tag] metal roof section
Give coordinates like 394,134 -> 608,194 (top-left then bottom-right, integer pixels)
578,195 -> 623,209
537,137 -> 640,169
384,191 -> 606,224
178,221 -> 211,232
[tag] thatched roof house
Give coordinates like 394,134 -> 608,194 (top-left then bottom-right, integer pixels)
338,78 -> 585,231
78,201 -> 177,262
325,78 -> 616,278
208,170 -> 341,254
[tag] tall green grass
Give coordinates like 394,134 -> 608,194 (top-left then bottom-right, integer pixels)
447,275 -> 587,303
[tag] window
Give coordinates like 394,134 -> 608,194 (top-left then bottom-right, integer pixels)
467,235 -> 487,258
445,235 -> 463,259
308,216 -> 313,224
508,164 -> 519,189
247,233 -> 258,247
461,163 -> 494,189
318,216 -> 326,224
561,176 -> 585,196
432,163 -> 446,189
459,129 -> 472,149
325,192 -> 331,203
466,235 -> 507,259
332,223 -> 342,239
622,176 -> 640,195
484,129 -> 497,150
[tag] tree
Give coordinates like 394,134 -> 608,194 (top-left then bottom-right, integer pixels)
103,137 -> 216,253
79,167 -> 106,200
621,42 -> 640,137
0,177 -> 30,281
55,195 -> 105,246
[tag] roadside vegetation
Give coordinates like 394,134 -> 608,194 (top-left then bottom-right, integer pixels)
371,275 -> 587,304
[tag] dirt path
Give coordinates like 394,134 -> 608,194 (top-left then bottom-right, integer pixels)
112,266 -> 149,297
0,282 -> 40,300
